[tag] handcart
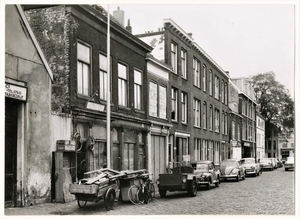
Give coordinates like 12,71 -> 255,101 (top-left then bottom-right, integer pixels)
69,168 -> 125,211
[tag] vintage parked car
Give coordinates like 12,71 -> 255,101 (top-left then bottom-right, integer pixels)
191,160 -> 221,189
157,165 -> 197,197
219,159 -> 246,182
259,158 -> 274,171
284,157 -> 294,171
270,158 -> 278,169
240,158 -> 262,176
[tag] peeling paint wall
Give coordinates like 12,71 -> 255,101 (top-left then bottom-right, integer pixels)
5,5 -> 53,206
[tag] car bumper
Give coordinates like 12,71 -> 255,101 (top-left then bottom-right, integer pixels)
245,169 -> 256,175
220,174 -> 238,179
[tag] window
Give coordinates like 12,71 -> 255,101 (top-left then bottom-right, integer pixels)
193,98 -> 201,127
214,75 -> 219,100
202,139 -> 207,160
193,58 -> 200,88
221,80 -> 225,103
149,82 -> 158,117
237,124 -> 241,141
134,70 -> 142,110
203,102 -> 207,129
171,42 -> 177,74
181,50 -> 187,79
225,113 -> 228,135
203,64 -> 206,92
232,121 -> 236,140
209,69 -> 213,96
181,92 -> 187,124
194,138 -> 201,161
171,88 -> 178,121
118,63 -> 128,107
215,108 -> 220,133
209,105 -> 213,131
242,122 -> 246,140
159,85 -> 167,119
77,42 -> 91,96
222,111 -> 225,134
99,53 -> 108,100
224,83 -> 228,105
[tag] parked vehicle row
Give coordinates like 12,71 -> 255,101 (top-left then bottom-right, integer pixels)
156,156 -> 293,198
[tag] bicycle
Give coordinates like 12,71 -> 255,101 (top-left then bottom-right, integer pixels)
128,173 -> 155,204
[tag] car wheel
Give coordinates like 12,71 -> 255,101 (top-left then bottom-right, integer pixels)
188,180 -> 197,197
159,188 -> 167,198
215,178 -> 220,187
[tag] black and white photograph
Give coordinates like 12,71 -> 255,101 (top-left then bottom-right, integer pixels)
1,0 -> 299,218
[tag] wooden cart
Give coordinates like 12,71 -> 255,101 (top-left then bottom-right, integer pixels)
69,168 -> 124,211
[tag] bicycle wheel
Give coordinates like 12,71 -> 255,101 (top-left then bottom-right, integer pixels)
128,185 -> 140,205
104,188 -> 116,211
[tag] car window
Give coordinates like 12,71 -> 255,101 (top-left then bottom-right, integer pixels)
244,159 -> 255,164
221,161 -> 237,167
196,163 -> 208,170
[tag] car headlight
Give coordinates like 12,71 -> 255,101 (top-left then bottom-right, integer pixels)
232,169 -> 237,174
183,178 -> 187,183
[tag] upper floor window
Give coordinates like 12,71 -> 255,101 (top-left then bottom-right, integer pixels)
209,105 -> 213,131
215,108 -> 220,133
203,102 -> 207,129
193,58 -> 200,88
171,42 -> 177,74
134,70 -> 142,110
203,64 -> 207,92
221,80 -> 225,103
193,98 -> 201,127
181,92 -> 187,124
181,50 -> 187,79
232,121 -> 236,140
149,81 -> 158,117
214,75 -> 220,100
224,83 -> 228,105
171,87 -> 178,121
77,42 -> 91,96
221,111 -> 225,134
118,63 -> 128,107
225,113 -> 228,135
209,69 -> 213,96
159,85 -> 167,119
237,124 -> 241,141
99,53 -> 108,100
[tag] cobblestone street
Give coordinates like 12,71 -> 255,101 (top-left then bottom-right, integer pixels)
4,167 -> 295,216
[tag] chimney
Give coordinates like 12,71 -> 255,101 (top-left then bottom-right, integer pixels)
187,33 -> 193,38
113,6 -> 124,27
225,71 -> 229,75
126,19 -> 132,33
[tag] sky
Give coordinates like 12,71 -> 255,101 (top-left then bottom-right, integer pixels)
105,2 -> 296,98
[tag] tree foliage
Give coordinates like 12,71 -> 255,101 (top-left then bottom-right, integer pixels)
248,71 -> 294,132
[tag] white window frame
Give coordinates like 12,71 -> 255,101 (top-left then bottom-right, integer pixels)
214,75 -> 220,100
159,85 -> 167,119
118,63 -> 128,107
203,64 -> 206,92
209,69 -> 213,96
171,88 -> 178,121
171,42 -> 177,74
77,42 -> 91,96
181,49 -> 187,79
193,98 -> 201,127
193,58 -> 200,88
181,92 -> 187,124
134,69 -> 142,110
203,102 -> 207,129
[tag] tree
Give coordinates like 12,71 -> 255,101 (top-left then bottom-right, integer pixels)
248,71 -> 294,136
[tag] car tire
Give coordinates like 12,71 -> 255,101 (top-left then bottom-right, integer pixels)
188,180 -> 197,197
159,188 -> 167,198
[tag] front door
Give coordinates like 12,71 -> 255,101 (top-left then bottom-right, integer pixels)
5,98 -> 18,206
151,135 -> 165,182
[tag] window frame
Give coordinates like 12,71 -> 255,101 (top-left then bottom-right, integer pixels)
118,62 -> 129,107
171,42 -> 178,74
181,91 -> 188,124
77,41 -> 91,97
134,69 -> 143,110
181,49 -> 187,79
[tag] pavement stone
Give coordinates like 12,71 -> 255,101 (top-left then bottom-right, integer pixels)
3,167 -> 296,216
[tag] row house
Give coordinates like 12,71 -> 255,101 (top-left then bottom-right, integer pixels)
256,113 -> 265,159
278,132 -> 294,160
231,78 -> 257,158
137,18 -> 231,167
5,5 -> 53,206
24,5 -> 154,179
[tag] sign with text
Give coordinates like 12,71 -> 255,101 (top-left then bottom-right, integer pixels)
5,83 -> 27,101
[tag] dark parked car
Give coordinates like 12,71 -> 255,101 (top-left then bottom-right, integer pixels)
191,160 -> 221,190
259,158 -> 274,171
157,165 -> 197,197
220,159 -> 246,182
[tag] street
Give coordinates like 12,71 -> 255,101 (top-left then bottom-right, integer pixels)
5,167 -> 294,215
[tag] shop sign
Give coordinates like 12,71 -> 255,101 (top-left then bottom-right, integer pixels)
5,83 -> 27,101
86,102 -> 105,111
230,140 -> 238,146
243,142 -> 250,147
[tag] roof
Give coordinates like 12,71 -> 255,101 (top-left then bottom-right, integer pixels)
17,5 -> 54,81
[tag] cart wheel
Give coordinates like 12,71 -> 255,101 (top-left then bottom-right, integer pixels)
104,188 -> 116,211
77,199 -> 87,208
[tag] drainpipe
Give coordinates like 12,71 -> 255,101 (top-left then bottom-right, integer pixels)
106,4 -> 111,168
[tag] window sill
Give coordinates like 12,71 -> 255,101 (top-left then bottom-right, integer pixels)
77,94 -> 91,101
172,120 -> 179,124
181,122 -> 188,126
118,106 -> 131,111
193,126 -> 201,129
135,109 -> 145,114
